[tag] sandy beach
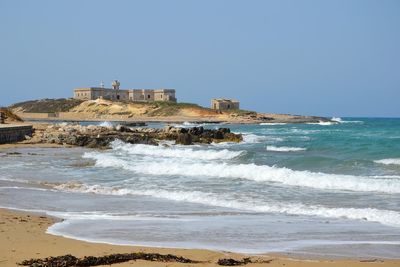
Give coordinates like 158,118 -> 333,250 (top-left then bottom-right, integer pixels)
0,208 -> 399,267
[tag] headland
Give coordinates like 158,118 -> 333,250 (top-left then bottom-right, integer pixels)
9,98 -> 332,124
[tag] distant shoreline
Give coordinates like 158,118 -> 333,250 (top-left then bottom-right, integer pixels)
9,98 -> 333,125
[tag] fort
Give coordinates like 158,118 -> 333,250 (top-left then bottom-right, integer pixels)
74,80 -> 177,102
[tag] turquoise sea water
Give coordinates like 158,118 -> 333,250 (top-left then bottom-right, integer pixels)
1,118 -> 400,258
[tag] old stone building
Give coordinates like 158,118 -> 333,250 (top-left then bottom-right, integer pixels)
211,99 -> 240,111
74,80 -> 177,102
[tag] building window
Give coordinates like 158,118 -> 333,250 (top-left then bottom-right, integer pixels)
148,95 -> 150,99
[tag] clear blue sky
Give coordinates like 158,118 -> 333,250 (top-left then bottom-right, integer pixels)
1,0 -> 399,117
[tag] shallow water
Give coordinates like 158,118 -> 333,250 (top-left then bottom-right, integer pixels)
1,118 -> 400,258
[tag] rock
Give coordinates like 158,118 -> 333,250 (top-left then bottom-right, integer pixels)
27,124 -> 241,148
218,128 -> 230,134
175,133 -> 192,145
217,258 -> 251,266
115,125 -> 132,132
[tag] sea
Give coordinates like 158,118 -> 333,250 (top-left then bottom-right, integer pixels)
1,118 -> 400,259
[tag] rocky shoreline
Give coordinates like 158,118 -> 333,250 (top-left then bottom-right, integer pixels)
23,124 -> 242,148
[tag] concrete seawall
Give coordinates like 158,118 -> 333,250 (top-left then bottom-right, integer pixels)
0,125 -> 33,144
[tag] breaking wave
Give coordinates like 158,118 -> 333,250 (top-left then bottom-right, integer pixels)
307,121 -> 335,126
242,133 -> 268,143
266,146 -> 306,152
239,133 -> 284,144
52,183 -> 400,227
173,121 -> 206,128
331,117 -> 364,124
83,151 -> 400,194
374,158 -> 400,166
110,140 -> 245,160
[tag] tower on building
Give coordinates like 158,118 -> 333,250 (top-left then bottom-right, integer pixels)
112,80 -> 120,90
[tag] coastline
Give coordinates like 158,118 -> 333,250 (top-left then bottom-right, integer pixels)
1,121 -> 400,266
2,208 -> 400,267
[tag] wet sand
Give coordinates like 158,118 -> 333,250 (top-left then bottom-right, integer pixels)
1,208 -> 399,267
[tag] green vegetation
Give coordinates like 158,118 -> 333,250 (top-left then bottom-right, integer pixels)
229,109 -> 257,115
9,98 -> 83,113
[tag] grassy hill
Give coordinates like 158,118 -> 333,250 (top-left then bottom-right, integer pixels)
9,98 -> 84,113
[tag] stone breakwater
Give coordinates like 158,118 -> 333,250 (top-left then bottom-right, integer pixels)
25,124 -> 242,148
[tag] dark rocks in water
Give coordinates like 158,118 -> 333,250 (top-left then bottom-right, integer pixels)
27,124 -> 242,148
168,126 -> 240,145
176,133 -> 193,145
217,258 -> 252,266
19,252 -> 199,267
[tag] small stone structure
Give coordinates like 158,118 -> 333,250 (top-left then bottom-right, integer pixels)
211,99 -> 240,111
74,80 -> 177,102
0,125 -> 33,144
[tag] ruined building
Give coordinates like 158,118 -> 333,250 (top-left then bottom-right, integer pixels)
74,80 -> 177,102
211,99 -> 240,111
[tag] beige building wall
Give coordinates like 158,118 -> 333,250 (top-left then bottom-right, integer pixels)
142,90 -> 155,101
154,89 -> 176,102
74,88 -> 129,101
129,90 -> 144,101
74,86 -> 176,102
211,99 -> 240,110
74,88 -> 94,100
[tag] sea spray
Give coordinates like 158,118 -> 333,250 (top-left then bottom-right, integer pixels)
110,140 -> 245,160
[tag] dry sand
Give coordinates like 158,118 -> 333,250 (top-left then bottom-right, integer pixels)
1,209 -> 399,267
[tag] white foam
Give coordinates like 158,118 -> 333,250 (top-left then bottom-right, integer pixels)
266,146 -> 306,152
83,152 -> 400,194
374,158 -> 400,166
307,121 -> 335,126
98,121 -> 113,127
52,184 -> 400,227
110,140 -> 244,160
331,117 -> 342,122
331,117 -> 364,124
242,133 -> 268,143
173,121 -> 206,128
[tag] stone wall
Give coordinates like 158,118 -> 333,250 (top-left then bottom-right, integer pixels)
0,125 -> 33,144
